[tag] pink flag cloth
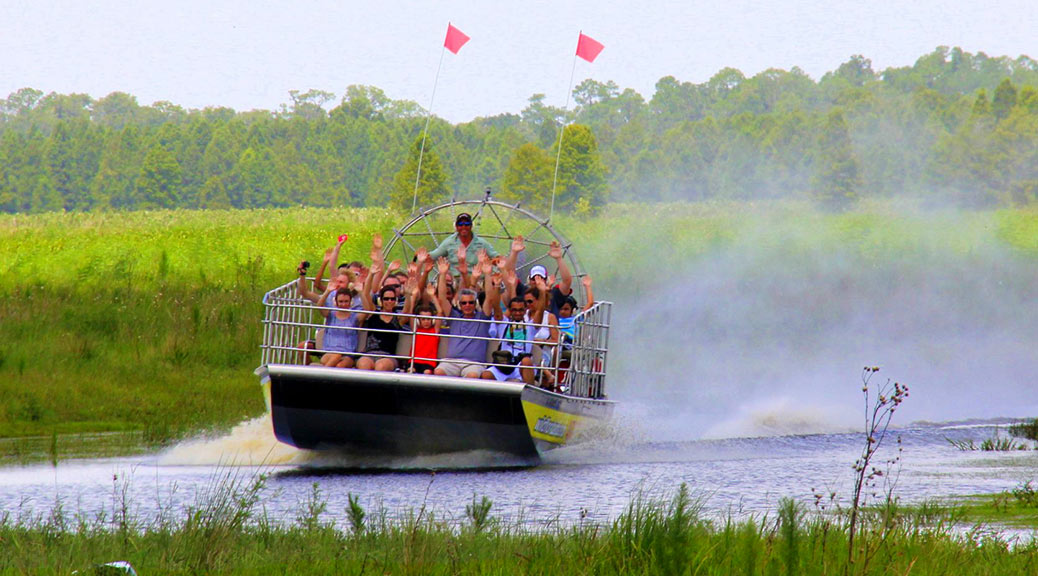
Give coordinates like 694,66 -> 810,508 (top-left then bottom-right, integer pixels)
444,23 -> 470,54
575,32 -> 604,63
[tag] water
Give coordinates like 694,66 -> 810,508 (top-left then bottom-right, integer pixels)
2,413 -> 1035,530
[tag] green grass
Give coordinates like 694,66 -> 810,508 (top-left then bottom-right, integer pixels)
932,483 -> 1038,529
3,480 -> 1038,575
1,202 -> 1037,450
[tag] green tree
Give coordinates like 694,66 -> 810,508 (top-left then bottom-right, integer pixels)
811,109 -> 861,210
992,78 -> 1018,120
90,124 -> 142,210
136,145 -> 182,209
238,146 -> 282,207
391,135 -> 450,212
92,92 -> 141,130
521,94 -> 565,148
201,122 -> 245,207
549,124 -> 608,215
198,175 -> 232,209
501,143 -> 553,209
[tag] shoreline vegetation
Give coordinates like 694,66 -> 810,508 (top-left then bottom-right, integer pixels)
1,202 -> 1037,449
2,48 -> 1038,218
2,477 -> 1037,575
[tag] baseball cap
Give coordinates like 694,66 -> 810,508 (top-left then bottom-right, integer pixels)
529,265 -> 547,280
455,213 -> 473,225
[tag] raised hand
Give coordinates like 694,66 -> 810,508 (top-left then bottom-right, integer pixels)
456,243 -> 467,264
425,284 -> 437,300
372,233 -> 383,251
504,267 -> 517,288
388,259 -> 402,272
416,246 -> 429,265
437,256 -> 450,276
369,259 -> 384,278
582,275 -> 593,289
407,262 -> 418,277
511,234 -> 525,254
477,248 -> 489,266
548,240 -> 563,260
322,247 -> 334,263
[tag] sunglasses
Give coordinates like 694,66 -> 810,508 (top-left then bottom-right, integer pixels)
456,221 -> 472,227
382,296 -> 397,301
459,300 -> 477,305
524,299 -> 536,305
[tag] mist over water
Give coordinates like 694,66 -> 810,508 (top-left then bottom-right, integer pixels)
606,211 -> 1038,441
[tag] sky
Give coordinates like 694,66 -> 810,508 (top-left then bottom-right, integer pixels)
2,1 -> 1035,123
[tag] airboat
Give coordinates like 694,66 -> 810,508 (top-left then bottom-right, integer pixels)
255,197 -> 615,462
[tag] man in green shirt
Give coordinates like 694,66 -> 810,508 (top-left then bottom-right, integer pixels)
427,212 -> 500,280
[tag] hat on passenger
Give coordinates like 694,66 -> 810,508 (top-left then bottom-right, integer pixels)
455,213 -> 473,225
529,265 -> 547,280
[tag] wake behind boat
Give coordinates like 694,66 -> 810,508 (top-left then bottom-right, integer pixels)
256,198 -> 614,462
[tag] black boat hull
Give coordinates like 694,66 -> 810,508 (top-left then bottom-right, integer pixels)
262,364 -> 538,457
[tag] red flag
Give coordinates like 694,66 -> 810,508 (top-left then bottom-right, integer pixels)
575,32 -> 604,63
444,23 -> 470,54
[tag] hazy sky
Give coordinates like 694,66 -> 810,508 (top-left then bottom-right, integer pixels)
2,1 -> 1035,122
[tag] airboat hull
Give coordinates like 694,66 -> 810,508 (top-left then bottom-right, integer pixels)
258,364 -> 613,460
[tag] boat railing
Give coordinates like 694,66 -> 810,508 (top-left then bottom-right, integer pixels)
260,277 -> 611,399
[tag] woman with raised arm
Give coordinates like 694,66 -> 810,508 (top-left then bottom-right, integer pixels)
355,239 -> 404,372
315,283 -> 361,368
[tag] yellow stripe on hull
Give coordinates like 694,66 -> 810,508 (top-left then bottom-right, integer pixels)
522,399 -> 584,447
520,386 -> 615,451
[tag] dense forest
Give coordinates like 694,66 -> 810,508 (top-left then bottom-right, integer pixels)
1,46 -> 1037,215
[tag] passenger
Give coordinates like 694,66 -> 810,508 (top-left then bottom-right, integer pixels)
403,285 -> 443,374
557,275 -> 595,346
355,263 -> 405,371
427,212 -> 500,279
545,240 -> 576,316
296,258 -> 356,363
523,279 -> 560,388
433,256 -> 500,378
297,236 -> 354,305
315,285 -> 361,368
482,295 -> 546,384
524,281 -> 560,345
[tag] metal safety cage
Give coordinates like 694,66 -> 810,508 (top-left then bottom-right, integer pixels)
260,278 -> 612,400
260,278 -> 325,366
558,301 -> 611,399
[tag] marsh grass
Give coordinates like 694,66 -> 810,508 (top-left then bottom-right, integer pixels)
1010,418 -> 1038,442
946,427 -> 1033,452
2,476 -> 1038,575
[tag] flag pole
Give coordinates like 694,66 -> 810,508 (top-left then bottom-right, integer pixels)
549,33 -> 582,223
412,46 -> 447,214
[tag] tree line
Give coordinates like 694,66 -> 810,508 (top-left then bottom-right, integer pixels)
1,46 -> 1037,215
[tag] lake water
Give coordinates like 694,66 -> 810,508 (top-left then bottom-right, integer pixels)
2,413 -> 1034,531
